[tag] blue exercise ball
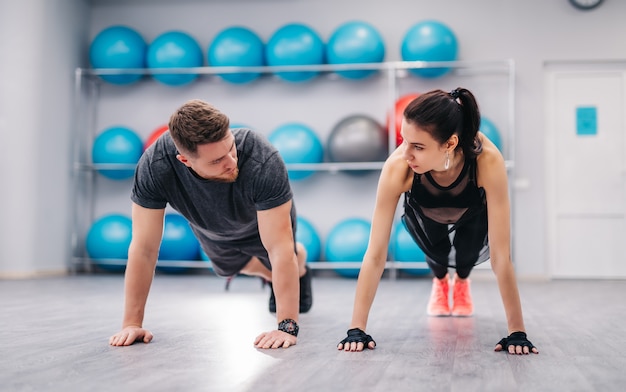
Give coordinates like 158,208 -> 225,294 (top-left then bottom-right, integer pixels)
268,123 -> 324,181
326,21 -> 385,80
86,213 -> 132,272
92,126 -> 144,180
401,20 -> 458,79
89,25 -> 146,85
325,218 -> 371,278
147,31 -> 203,86
229,122 -> 253,130
480,116 -> 503,153
265,23 -> 325,82
296,216 -> 321,262
208,26 -> 265,84
392,221 -> 430,276
157,213 -> 200,273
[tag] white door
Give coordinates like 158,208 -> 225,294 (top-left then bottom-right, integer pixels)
546,64 -> 626,278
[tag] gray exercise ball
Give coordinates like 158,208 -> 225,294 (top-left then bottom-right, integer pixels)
327,114 -> 388,163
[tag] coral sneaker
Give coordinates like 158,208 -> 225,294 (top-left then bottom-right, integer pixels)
451,276 -> 474,317
427,275 -> 450,316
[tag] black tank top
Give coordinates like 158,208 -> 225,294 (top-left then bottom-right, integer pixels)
401,157 -> 490,266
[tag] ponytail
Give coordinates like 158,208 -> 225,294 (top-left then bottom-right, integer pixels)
452,88 -> 482,158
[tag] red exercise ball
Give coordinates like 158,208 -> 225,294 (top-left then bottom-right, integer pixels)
144,125 -> 169,151
387,93 -> 420,146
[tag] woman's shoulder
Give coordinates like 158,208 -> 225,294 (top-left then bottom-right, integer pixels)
475,132 -> 507,187
476,132 -> 505,167
381,147 -> 414,192
383,146 -> 409,170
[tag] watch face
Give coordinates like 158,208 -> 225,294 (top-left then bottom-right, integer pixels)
569,0 -> 603,10
278,319 -> 299,336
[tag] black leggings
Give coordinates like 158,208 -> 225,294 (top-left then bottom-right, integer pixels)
427,258 -> 473,280
421,216 -> 488,280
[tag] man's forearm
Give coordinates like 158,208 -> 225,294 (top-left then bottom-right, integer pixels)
121,256 -> 155,327
271,254 -> 300,323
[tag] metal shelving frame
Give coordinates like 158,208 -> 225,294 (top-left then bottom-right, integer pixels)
70,60 -> 516,277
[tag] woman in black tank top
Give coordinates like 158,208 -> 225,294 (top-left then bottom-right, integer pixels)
337,88 -> 538,355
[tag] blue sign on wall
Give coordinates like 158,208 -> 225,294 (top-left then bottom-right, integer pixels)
576,106 -> 597,136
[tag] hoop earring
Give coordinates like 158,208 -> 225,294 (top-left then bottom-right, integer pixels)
444,151 -> 450,170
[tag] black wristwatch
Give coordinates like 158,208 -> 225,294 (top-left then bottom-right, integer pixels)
278,319 -> 299,337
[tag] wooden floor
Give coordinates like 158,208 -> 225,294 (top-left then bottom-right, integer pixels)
1,271 -> 625,392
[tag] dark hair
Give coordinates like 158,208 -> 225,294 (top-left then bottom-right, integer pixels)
168,99 -> 230,155
403,88 -> 482,158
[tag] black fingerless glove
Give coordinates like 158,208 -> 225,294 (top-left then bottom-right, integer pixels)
496,331 -> 535,351
338,328 -> 376,348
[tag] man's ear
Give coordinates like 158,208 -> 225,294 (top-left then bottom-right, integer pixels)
176,154 -> 191,167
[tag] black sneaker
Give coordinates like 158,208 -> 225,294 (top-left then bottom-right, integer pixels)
267,268 -> 313,313
268,282 -> 276,313
299,267 -> 313,313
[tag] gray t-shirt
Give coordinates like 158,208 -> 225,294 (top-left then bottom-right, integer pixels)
131,128 -> 294,247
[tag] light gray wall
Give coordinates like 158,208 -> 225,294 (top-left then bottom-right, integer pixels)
86,0 -> 625,279
2,0 -> 623,278
0,0 -> 89,277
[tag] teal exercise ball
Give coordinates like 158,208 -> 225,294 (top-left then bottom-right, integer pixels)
229,123 -> 253,130
86,213 -> 132,272
157,214 -> 200,273
480,116 -> 503,152
89,25 -> 146,85
266,23 -> 325,82
296,216 -> 321,262
208,26 -> 265,84
325,218 -> 371,278
392,221 -> 430,276
326,20 -> 385,80
268,123 -> 324,181
92,126 -> 143,180
401,20 -> 458,79
147,31 -> 203,86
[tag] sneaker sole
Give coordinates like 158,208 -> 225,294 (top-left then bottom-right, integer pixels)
451,311 -> 473,317
427,309 -> 451,317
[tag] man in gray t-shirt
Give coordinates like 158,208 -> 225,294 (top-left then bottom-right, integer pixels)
109,99 -> 312,350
